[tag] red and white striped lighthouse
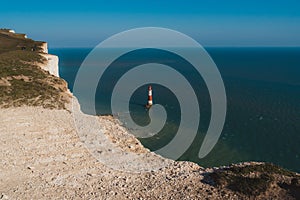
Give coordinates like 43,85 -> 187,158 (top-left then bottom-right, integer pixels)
146,85 -> 153,109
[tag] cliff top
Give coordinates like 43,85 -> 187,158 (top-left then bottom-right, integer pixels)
0,29 -> 46,54
0,29 -> 70,109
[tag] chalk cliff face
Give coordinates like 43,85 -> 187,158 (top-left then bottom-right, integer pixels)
38,42 -> 59,77
40,42 -> 48,53
40,53 -> 59,77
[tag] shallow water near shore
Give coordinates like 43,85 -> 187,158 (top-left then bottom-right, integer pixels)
50,47 -> 300,172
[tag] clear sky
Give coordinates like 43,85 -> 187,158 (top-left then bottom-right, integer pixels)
1,0 -> 300,47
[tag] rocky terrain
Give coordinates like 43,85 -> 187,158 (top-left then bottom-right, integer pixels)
0,29 -> 299,199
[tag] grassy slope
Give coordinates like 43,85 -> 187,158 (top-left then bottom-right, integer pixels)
0,29 -> 70,109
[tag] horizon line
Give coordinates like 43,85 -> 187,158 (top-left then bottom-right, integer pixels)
48,45 -> 300,49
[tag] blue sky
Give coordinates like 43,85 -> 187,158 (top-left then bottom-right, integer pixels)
1,0 -> 300,47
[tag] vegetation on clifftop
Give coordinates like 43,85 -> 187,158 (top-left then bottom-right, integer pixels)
0,29 -> 70,109
204,162 -> 300,198
0,28 -> 45,54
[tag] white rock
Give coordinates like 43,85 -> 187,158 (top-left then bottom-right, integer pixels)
39,54 -> 59,77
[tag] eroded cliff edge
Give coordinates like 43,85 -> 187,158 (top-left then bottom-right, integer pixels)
0,29 -> 299,200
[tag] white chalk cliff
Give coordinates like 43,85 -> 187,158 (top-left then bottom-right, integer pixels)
40,53 -> 59,77
31,41 -> 59,77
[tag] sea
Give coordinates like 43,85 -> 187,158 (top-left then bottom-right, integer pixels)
50,47 -> 300,172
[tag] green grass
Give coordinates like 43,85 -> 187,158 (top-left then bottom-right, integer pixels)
0,31 -> 70,109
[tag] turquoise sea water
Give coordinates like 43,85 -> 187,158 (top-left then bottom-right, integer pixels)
50,47 -> 300,172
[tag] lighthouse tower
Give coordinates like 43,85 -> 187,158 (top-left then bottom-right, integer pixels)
146,85 -> 153,109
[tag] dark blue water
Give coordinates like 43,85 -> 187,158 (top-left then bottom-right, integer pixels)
50,47 -> 300,172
